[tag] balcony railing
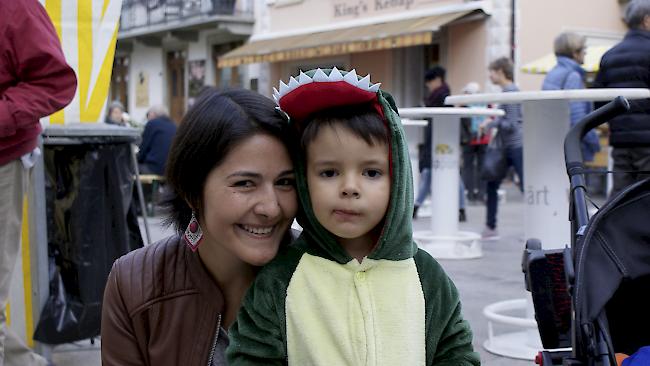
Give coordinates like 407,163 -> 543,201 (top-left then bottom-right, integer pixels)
119,0 -> 247,33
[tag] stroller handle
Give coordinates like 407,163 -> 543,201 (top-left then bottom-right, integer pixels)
564,96 -> 630,174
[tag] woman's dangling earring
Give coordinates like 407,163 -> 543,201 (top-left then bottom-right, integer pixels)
183,211 -> 203,251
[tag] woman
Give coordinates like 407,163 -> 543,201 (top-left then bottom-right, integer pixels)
542,31 -> 600,162
101,88 -> 298,366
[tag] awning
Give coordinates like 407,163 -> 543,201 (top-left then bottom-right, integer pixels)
218,10 -> 475,68
520,45 -> 613,74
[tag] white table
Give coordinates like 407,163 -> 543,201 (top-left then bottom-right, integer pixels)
447,89 -> 650,250
401,118 -> 428,212
399,107 -> 504,259
446,88 -> 650,359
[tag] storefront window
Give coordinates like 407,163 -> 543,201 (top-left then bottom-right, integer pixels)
289,61 -> 346,77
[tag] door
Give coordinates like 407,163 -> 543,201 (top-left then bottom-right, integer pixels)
110,56 -> 129,110
213,42 -> 243,88
167,51 -> 186,123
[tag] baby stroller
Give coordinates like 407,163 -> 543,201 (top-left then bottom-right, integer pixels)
522,97 -> 650,365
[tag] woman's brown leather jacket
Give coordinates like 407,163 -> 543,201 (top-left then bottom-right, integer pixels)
101,235 -> 224,366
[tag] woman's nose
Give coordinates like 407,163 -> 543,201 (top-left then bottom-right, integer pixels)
254,191 -> 281,218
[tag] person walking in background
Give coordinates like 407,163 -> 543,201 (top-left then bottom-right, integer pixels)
542,32 -> 600,162
414,66 -> 450,218
479,57 -> 523,240
0,0 -> 77,365
593,0 -> 650,196
460,82 -> 490,203
137,105 -> 177,175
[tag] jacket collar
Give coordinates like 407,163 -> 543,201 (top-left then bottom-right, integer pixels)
425,83 -> 450,107
556,56 -> 586,77
183,238 -> 225,311
626,29 -> 650,40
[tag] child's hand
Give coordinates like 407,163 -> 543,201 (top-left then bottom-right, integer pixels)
620,346 -> 650,365
616,353 -> 629,365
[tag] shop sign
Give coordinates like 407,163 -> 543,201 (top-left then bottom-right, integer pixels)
332,0 -> 442,19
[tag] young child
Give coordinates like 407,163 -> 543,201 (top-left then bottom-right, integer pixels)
227,68 -> 479,366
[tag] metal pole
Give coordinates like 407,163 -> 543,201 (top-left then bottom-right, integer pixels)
29,138 -> 52,359
130,144 -> 151,245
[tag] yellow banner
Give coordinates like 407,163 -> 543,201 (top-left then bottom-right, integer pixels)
40,0 -> 123,124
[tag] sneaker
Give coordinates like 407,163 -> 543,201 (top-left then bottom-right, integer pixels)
413,205 -> 419,219
481,226 -> 500,240
459,209 -> 466,222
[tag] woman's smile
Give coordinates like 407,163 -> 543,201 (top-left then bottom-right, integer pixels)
237,224 -> 276,237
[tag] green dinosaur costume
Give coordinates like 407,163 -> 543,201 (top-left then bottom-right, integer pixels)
227,68 -> 480,366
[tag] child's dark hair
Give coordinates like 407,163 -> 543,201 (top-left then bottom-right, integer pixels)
300,103 -> 388,150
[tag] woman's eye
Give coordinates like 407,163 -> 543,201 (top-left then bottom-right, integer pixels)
276,178 -> 296,187
363,169 -> 382,178
319,170 -> 338,178
232,180 -> 254,188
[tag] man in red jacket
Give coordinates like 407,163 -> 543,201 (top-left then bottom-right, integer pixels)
0,0 -> 77,365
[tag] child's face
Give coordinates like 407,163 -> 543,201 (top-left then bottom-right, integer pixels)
306,124 -> 390,248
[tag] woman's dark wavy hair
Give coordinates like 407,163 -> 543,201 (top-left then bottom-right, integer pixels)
163,87 -> 293,234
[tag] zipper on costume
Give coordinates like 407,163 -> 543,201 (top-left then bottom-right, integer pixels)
207,313 -> 222,366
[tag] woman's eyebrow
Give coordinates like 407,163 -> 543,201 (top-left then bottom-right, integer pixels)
227,171 -> 261,179
227,170 -> 295,179
277,170 -> 295,177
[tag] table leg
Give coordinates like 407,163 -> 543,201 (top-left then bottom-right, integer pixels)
430,115 -> 461,236
522,100 -> 571,250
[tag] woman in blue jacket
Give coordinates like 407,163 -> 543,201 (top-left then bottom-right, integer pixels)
542,32 -> 601,162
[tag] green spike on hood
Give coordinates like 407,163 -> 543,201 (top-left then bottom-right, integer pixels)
284,68 -> 417,264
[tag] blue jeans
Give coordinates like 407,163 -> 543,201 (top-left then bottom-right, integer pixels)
415,168 -> 466,209
486,147 -> 523,229
415,168 -> 431,206
462,144 -> 487,200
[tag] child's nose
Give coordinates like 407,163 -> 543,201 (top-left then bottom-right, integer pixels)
341,189 -> 360,198
340,179 -> 360,199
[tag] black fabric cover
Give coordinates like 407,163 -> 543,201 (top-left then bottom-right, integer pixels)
33,142 -> 143,344
573,177 -> 650,356
480,133 -> 507,182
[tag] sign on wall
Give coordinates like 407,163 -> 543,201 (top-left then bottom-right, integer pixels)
331,0 -> 445,20
188,60 -> 206,107
39,0 -> 123,124
136,71 -> 149,108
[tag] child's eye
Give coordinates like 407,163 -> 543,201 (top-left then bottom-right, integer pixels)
319,169 -> 338,178
363,169 -> 383,179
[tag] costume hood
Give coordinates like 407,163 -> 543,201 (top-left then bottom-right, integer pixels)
275,68 -> 416,264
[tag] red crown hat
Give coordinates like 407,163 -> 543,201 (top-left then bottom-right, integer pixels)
274,68 -> 384,125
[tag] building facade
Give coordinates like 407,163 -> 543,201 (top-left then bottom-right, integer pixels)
516,0 -> 627,90
111,0 -> 631,123
112,0 -> 255,123
220,0 -> 512,107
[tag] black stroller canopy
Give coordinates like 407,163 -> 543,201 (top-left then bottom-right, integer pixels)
574,177 -> 650,355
